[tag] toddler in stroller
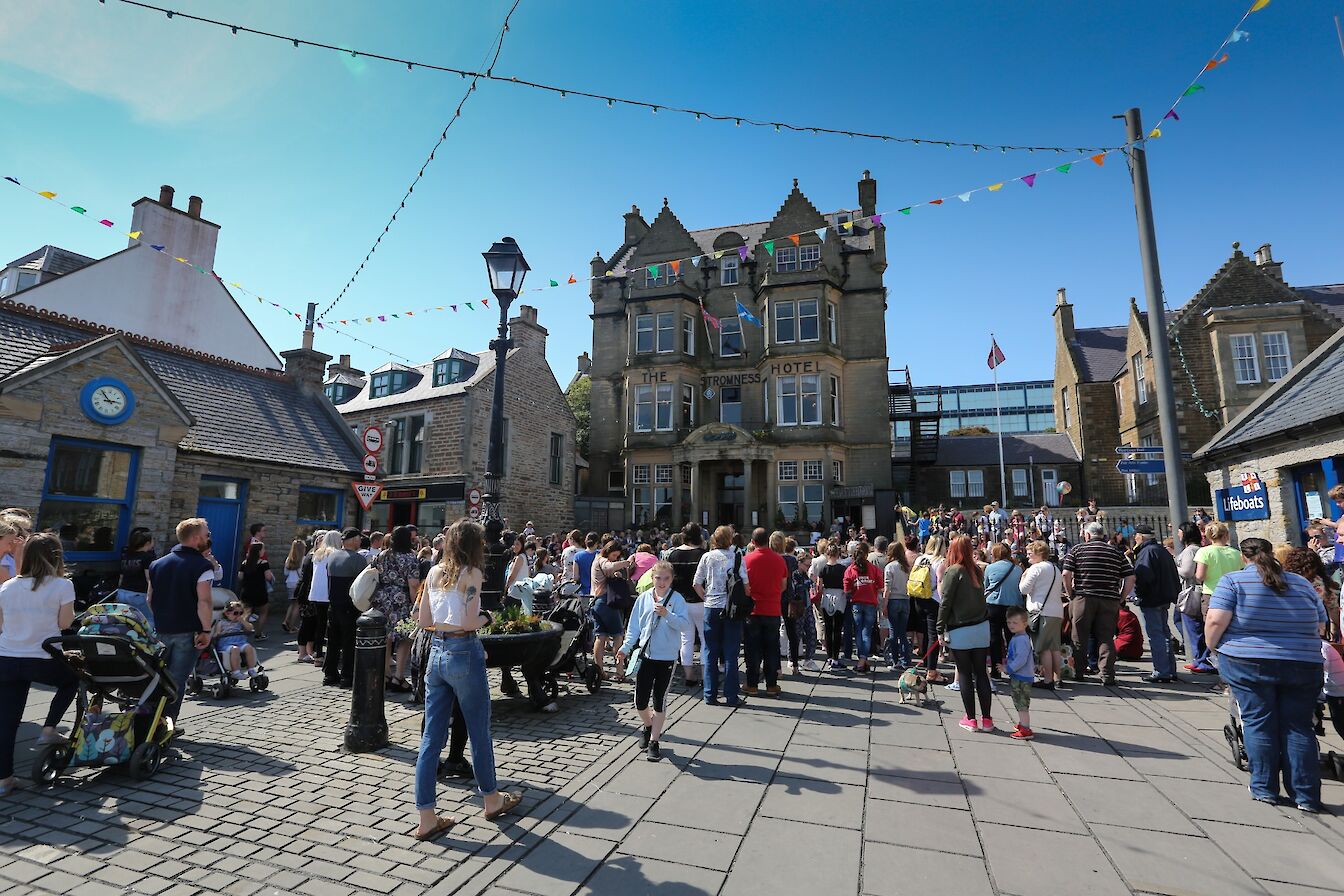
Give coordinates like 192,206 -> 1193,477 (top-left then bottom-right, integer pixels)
188,596 -> 270,699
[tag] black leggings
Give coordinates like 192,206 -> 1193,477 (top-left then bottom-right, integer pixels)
822,610 -> 845,660
635,659 -> 675,713
951,647 -> 994,719
1328,696 -> 1344,741
987,604 -> 1011,672
783,614 -> 801,664
915,599 -> 940,670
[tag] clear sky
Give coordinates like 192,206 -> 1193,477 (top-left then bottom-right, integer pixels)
1,0 -> 1340,388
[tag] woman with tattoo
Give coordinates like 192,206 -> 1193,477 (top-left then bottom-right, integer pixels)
412,519 -> 523,841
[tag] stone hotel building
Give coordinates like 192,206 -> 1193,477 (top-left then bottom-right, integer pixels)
582,174 -> 894,532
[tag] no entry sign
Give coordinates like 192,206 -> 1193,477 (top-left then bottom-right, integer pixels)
351,480 -> 383,511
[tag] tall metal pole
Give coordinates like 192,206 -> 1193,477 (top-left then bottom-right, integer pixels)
483,295 -> 514,523
992,334 -> 1007,507
1123,108 -> 1188,536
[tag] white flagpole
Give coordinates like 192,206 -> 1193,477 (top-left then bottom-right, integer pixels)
992,334 -> 1007,507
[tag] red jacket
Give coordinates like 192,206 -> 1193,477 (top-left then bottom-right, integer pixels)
1114,605 -> 1145,660
844,560 -> 882,605
744,548 -> 787,616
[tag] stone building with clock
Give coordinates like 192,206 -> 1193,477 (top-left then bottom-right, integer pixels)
0,185 -> 367,592
581,174 -> 895,533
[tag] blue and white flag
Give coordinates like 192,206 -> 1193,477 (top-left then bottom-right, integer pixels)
736,299 -> 762,327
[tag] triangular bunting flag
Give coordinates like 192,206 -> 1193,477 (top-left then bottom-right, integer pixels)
928,199 -> 943,205
1149,127 -> 1162,138
150,245 -> 165,251
482,299 -> 489,307
1021,174 -> 1037,188
1055,164 -> 1072,174
647,264 -> 660,277
37,191 -> 55,199
788,234 -> 800,246
1251,0 -> 1270,12
193,265 -> 206,274
405,311 -> 414,316
450,305 -> 457,312
957,192 -> 972,202
465,303 -> 473,310
841,221 -> 853,231
230,282 -> 241,288
814,227 -> 827,240
175,257 -> 187,263
549,279 -> 558,287
988,183 -> 1004,192
1230,29 -> 1249,42
1091,154 -> 1106,166
1163,109 -> 1179,121
738,246 -> 749,261
899,208 -> 911,216
70,207 -> 86,214
691,256 -> 701,267
871,214 -> 882,226
567,274 -> 577,283
99,219 -> 114,227
3,177 -> 18,184
129,230 -> 141,239
763,240 -> 775,256
714,250 -> 724,259
378,315 -> 386,321
670,259 -> 681,274
1183,85 -> 1205,97
1203,54 -> 1228,72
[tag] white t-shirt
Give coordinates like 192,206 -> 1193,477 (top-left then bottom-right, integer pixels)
1019,561 -> 1064,619
0,554 -> 14,577
0,575 -> 75,659
309,558 -> 331,603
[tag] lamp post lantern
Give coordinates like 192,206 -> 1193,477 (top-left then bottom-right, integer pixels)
481,237 -> 529,523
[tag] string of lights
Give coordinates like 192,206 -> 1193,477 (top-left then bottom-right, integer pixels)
314,0 -> 522,322
102,0 -> 1117,156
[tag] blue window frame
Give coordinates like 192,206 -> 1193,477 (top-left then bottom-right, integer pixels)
37,437 -> 139,561
371,370 -> 409,398
297,486 -> 345,527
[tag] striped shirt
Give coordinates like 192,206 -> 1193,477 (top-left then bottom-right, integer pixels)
1061,540 -> 1134,600
1210,569 -> 1326,665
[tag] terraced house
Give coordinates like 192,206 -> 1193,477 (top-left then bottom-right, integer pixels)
583,173 -> 895,533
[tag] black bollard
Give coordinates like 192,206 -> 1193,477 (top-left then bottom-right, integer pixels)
345,608 -> 389,753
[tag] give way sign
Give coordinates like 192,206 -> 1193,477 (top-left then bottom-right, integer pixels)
351,481 -> 384,512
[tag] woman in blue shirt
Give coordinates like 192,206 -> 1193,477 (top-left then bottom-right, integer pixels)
983,542 -> 1024,681
1207,538 -> 1327,813
617,561 -> 689,762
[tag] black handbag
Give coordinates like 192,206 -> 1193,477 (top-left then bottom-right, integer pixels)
723,554 -> 755,621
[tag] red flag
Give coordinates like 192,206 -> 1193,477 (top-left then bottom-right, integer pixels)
987,338 -> 1006,369
701,307 -> 720,330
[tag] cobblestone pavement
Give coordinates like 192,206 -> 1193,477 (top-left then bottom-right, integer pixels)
3,624 -> 1344,896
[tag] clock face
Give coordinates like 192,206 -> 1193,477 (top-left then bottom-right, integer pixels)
90,385 -> 127,417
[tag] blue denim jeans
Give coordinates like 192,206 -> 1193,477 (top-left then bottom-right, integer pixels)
1140,605 -> 1177,678
885,599 -> 911,665
115,589 -> 155,630
1218,653 -> 1323,808
742,615 -> 780,688
702,608 -> 743,703
415,637 -> 497,809
159,632 -> 199,722
851,602 -> 878,661
841,608 -> 854,660
1181,613 -> 1214,670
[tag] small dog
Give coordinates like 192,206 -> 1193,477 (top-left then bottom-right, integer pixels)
897,667 -> 928,706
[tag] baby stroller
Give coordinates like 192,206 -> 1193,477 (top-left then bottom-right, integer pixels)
1222,688 -> 1344,780
544,592 -> 601,698
35,603 -> 176,783
187,587 -> 270,699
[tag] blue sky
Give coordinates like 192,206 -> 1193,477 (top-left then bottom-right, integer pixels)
2,0 -> 1340,388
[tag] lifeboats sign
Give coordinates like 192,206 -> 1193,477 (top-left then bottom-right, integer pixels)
1215,483 -> 1270,522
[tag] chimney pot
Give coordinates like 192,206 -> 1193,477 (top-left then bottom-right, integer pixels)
1056,287 -> 1068,305
158,185 -> 175,207
1255,243 -> 1273,266
187,195 -> 203,219
340,354 -> 351,366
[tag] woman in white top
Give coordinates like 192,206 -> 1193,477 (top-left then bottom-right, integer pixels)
412,519 -> 522,841
1018,540 -> 1065,689
296,530 -> 340,664
0,533 -> 78,796
0,514 -> 29,588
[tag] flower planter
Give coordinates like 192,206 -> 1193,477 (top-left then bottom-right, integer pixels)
479,621 -> 564,710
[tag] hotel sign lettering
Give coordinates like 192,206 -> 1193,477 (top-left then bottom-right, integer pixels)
701,372 -> 761,388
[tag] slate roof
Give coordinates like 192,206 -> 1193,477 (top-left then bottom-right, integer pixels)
1068,326 -> 1129,382
1196,323 -> 1344,458
1298,284 -> 1344,323
934,433 -> 1081,466
0,305 -> 364,474
609,207 -> 874,275
336,350 -> 497,413
6,245 -> 95,278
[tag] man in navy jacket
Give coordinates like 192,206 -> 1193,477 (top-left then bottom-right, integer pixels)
1132,524 -> 1180,683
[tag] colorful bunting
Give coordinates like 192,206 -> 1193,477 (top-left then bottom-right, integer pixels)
670,259 -> 681,274
1163,109 -> 1179,121
957,192 -> 972,202
1251,0 -> 1270,11
737,246 -> 749,261
871,214 -> 882,226
549,278 -> 558,286
763,240 -> 775,256
3,177 -> 18,185
1203,53 -> 1229,72
1183,85 -> 1205,97
567,274 -> 577,283
647,264 -> 660,278
1021,174 -> 1036,188
129,231 -> 142,239
1091,154 -> 1106,166
899,208 -> 911,216
71,207 -> 87,214
1149,127 -> 1162,138
99,219 -> 114,227
928,199 -> 943,206
788,234 -> 799,246
1055,163 -> 1072,174
987,183 -> 1004,192
37,191 -> 56,199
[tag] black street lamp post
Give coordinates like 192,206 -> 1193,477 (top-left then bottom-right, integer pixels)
481,237 -> 530,524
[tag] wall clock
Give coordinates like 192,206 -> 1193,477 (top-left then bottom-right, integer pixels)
80,377 -> 135,425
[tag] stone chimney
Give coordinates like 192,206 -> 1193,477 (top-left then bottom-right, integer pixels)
1254,243 -> 1283,281
623,205 -> 648,245
508,304 -> 548,354
280,310 -> 331,393
326,352 -> 366,381
858,170 -> 877,217
130,184 -> 220,268
1053,287 -> 1075,343
576,351 -> 591,375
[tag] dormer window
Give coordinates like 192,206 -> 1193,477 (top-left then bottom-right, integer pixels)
371,370 -> 410,398
325,382 -> 358,405
433,358 -> 470,386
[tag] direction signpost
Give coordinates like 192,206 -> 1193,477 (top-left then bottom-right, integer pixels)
1116,459 -> 1167,475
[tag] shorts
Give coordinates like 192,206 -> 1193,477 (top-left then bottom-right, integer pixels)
1033,616 -> 1063,654
591,598 -> 623,637
1010,679 -> 1032,711
217,635 -> 250,654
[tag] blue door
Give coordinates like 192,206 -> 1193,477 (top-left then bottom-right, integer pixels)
196,478 -> 247,589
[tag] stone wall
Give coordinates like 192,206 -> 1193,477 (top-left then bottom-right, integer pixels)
1203,430 -> 1344,545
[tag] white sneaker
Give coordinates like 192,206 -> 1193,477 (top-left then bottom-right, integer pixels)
231,670 -> 248,681
945,680 -> 961,691
803,659 -> 822,672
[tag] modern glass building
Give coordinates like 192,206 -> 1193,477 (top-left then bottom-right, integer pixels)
912,380 -> 1055,434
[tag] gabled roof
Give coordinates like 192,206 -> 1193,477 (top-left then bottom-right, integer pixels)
934,433 -> 1081,466
762,181 -> 828,240
1195,324 -> 1344,459
1299,284 -> 1344,323
1068,326 -> 1129,382
433,347 -> 481,364
337,350 -> 497,413
626,201 -> 702,269
5,245 -> 95,277
0,304 -> 363,473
